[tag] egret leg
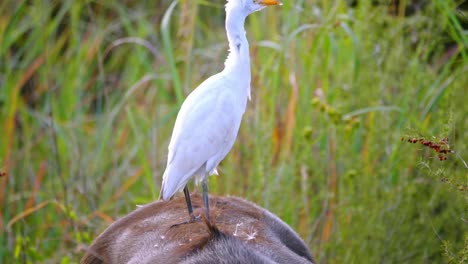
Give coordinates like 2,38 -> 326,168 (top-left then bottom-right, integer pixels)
170,187 -> 199,228
202,179 -> 210,222
183,186 -> 196,221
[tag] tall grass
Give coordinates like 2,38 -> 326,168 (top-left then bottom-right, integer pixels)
1,0 -> 467,262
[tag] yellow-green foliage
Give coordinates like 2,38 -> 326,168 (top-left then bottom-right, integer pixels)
1,0 -> 467,262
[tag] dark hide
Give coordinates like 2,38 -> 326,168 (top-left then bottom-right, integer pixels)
81,195 -> 314,264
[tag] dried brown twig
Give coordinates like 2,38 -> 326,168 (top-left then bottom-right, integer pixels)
402,136 -> 467,169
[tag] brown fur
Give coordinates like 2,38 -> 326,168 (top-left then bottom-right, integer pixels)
81,194 -> 314,264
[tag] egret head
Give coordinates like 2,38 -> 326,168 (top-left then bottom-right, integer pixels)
227,0 -> 282,15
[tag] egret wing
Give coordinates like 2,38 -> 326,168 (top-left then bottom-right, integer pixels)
161,75 -> 245,199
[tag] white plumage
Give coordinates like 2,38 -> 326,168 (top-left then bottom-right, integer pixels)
160,73 -> 248,199
159,0 -> 282,220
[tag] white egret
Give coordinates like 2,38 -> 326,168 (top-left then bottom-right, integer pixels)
159,0 -> 282,222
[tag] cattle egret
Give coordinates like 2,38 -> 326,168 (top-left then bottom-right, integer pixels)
159,0 -> 282,222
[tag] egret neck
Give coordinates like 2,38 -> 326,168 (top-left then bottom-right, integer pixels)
223,3 -> 251,100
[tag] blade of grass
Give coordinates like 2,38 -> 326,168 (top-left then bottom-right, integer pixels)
25,161 -> 47,210
161,0 -> 183,105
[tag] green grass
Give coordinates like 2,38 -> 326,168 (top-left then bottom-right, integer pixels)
1,0 -> 467,263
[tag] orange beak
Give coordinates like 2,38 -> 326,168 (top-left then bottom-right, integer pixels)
258,0 -> 283,6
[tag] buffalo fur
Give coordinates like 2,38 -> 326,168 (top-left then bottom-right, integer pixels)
81,194 -> 314,264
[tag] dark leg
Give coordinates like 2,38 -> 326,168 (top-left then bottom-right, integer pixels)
171,186 -> 201,228
202,179 -> 210,222
183,186 -> 196,221
170,186 -> 199,228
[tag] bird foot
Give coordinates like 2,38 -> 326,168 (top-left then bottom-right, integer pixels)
170,214 -> 201,228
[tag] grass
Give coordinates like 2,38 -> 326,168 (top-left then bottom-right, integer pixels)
1,0 -> 467,263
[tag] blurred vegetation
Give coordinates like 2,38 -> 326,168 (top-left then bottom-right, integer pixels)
1,0 -> 467,263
